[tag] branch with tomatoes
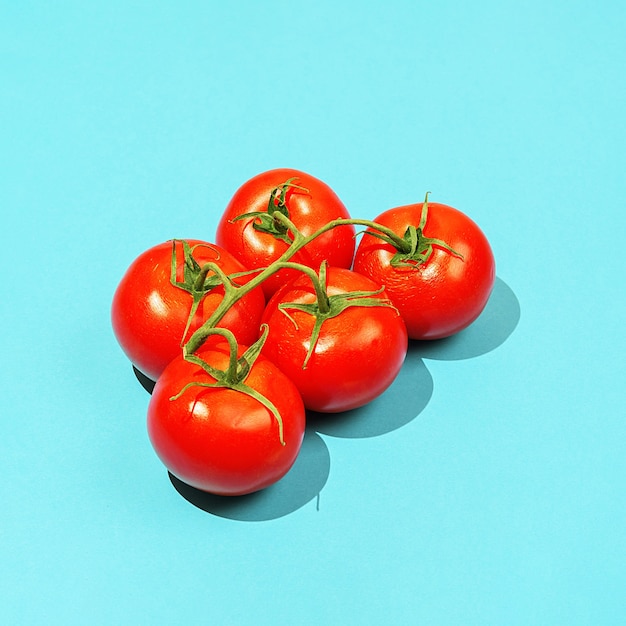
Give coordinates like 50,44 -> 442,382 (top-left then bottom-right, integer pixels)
111,168 -> 496,498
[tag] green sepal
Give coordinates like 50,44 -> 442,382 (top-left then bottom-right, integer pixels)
229,177 -> 308,245
170,239 -> 251,346
359,193 -> 465,269
170,240 -> 221,293
278,283 -> 398,370
389,224 -> 464,268
170,325 -> 286,446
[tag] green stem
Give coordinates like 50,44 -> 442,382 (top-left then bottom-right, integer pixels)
183,326 -> 239,383
272,261 -> 331,314
192,263 -> 216,291
305,215 -> 412,254
182,213 -> 410,355
418,192 -> 431,231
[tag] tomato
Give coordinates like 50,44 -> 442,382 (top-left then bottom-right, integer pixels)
353,199 -> 495,340
215,168 -> 356,299
260,266 -> 408,413
147,341 -> 306,496
111,239 -> 265,381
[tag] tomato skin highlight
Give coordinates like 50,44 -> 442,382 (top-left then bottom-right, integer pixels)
353,202 -> 496,340
147,343 -> 306,496
260,267 -> 408,413
111,240 -> 265,381
215,168 -> 356,299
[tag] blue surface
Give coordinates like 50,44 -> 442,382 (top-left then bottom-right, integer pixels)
2,1 -> 625,624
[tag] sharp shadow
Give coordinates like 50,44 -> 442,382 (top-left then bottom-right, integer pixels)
411,276 -> 520,361
308,277 -> 519,439
168,426 -> 331,521
134,366 -> 155,393
132,276 -> 519,517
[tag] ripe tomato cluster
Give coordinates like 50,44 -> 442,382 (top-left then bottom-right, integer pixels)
111,168 -> 496,497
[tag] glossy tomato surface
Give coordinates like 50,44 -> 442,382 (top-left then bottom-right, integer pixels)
147,343 -> 306,496
111,240 -> 265,381
353,202 -> 495,340
260,266 -> 408,413
215,168 -> 356,298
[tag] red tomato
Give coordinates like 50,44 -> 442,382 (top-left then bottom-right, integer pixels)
111,240 -> 265,381
260,266 -> 408,413
353,200 -> 495,340
147,342 -> 306,496
215,168 -> 356,299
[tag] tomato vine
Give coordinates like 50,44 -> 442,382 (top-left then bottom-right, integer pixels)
171,200 -> 459,435
113,170 -> 495,496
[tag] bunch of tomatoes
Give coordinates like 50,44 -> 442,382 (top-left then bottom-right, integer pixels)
111,168 -> 496,497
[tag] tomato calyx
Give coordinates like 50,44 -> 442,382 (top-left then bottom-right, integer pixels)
170,239 -> 224,291
276,262 -> 399,369
361,193 -> 465,268
170,239 -> 258,345
171,326 -> 287,446
230,178 -> 309,244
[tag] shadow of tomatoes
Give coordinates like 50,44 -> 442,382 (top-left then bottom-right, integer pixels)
133,276 -> 520,520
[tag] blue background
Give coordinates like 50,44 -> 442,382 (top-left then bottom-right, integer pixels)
2,1 -> 625,624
